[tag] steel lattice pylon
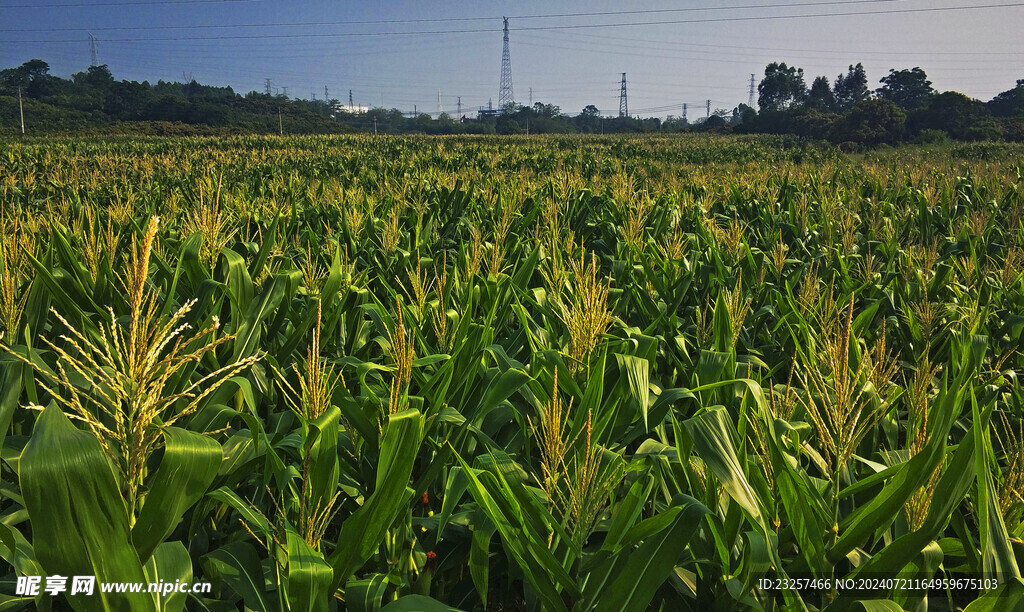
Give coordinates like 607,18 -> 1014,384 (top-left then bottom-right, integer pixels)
499,17 -> 514,109
618,73 -> 628,117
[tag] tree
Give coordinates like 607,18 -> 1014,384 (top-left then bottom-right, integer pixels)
0,59 -> 51,94
17,59 -> 50,82
575,105 -> 603,133
703,114 -> 727,129
736,104 -> 757,130
877,67 -> 934,110
833,63 -> 869,111
495,116 -> 522,134
807,76 -> 835,110
918,91 -> 990,140
831,98 -> 905,145
73,64 -> 115,91
531,102 -> 561,118
988,79 -> 1024,117
758,62 -> 807,112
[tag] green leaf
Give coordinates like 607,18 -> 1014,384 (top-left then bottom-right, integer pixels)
615,354 -> 651,431
285,525 -> 333,612
0,523 -> 42,578
304,405 -> 341,519
133,427 -> 222,563
19,405 -> 153,612
0,362 -> 24,452
684,408 -> 763,527
469,511 -> 495,607
201,542 -> 272,612
206,487 -> 272,537
973,391 -> 1020,581
452,450 -> 575,612
963,578 -> 1024,611
233,271 -> 298,361
830,372 -> 968,564
378,595 -> 465,612
851,600 -> 904,612
848,408 -> 986,579
345,574 -> 388,612
221,248 -> 255,329
144,542 -> 192,612
586,495 -> 710,612
328,408 -> 424,592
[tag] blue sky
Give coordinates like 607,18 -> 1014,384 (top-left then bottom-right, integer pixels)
2,0 -> 1022,117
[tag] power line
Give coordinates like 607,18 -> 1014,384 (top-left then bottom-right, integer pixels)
511,3 -> 1024,33
9,3 -> 1024,42
5,0 -> 261,7
521,27 -> 1024,58
1,15 -> 494,31
512,0 -> 902,19
514,34 -> 1021,71
0,0 -> 900,32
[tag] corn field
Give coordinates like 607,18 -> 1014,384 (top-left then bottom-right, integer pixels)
1,134 -> 1024,611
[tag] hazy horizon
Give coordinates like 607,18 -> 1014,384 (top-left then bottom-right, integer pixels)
3,0 -> 1022,118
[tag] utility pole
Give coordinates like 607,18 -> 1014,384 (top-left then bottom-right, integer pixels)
618,73 -> 628,117
18,87 -> 25,135
498,17 -> 514,109
529,87 -> 533,107
706,99 -> 711,118
89,34 -> 98,66
278,108 -> 283,135
437,88 -> 442,115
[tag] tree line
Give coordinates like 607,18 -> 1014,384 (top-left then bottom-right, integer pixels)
745,62 -> 1024,144
1,58 -> 1022,144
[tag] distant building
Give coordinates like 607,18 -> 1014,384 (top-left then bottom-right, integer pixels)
475,98 -> 500,120
333,104 -> 369,115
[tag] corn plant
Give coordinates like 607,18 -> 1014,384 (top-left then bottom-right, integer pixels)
0,134 -> 1023,611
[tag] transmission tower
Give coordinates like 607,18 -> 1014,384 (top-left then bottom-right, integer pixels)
682,103 -> 687,122
89,34 -> 98,66
498,17 -> 514,109
349,89 -> 354,107
265,79 -> 273,95
438,89 -> 443,114
748,74 -> 756,108
706,99 -> 711,118
325,85 -> 328,101
618,73 -> 628,117
457,96 -> 462,118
